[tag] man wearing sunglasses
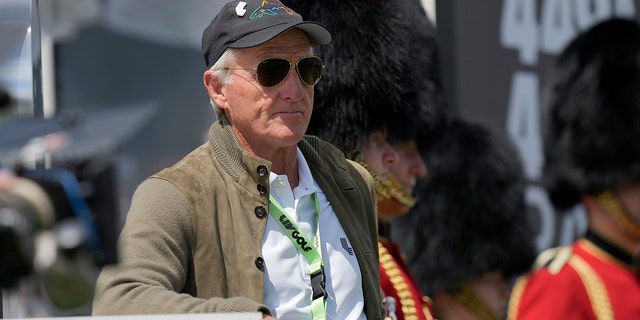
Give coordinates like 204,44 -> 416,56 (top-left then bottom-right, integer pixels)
92,0 -> 385,319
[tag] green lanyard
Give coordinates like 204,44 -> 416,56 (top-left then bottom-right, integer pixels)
269,193 -> 327,320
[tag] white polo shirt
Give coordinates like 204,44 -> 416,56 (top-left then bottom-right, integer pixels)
262,148 -> 366,320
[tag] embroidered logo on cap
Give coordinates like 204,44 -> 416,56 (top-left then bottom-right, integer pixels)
250,0 -> 293,20
235,1 -> 247,16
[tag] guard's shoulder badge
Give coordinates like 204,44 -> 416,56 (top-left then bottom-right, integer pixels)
532,246 -> 573,274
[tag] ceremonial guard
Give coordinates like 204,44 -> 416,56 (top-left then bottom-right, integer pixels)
390,119 -> 537,320
507,18 -> 640,320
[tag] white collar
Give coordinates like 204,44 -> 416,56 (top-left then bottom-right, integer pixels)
269,147 -> 318,199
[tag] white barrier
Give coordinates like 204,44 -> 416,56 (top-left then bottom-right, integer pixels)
4,313 -> 262,320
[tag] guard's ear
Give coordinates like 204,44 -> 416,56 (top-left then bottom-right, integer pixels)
203,70 -> 226,108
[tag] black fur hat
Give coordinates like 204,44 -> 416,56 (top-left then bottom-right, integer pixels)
543,18 -> 640,210
282,0 -> 447,154
389,119 -> 536,295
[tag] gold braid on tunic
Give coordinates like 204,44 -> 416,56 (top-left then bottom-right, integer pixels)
507,243 -> 614,320
379,242 -> 420,320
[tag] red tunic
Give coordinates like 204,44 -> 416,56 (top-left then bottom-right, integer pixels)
508,235 -> 640,320
379,238 -> 435,320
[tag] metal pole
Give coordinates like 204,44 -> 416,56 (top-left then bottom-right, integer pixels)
31,0 -> 43,119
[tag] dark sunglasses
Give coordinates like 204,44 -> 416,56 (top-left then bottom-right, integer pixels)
224,56 -> 325,87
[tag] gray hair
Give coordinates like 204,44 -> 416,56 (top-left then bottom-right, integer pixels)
208,49 -> 237,120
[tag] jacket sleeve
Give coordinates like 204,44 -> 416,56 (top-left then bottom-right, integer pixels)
92,177 -> 270,315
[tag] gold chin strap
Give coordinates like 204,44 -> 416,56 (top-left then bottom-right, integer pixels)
387,173 -> 417,208
358,161 -> 392,199
453,284 -> 500,320
595,191 -> 640,235
357,160 -> 418,207
352,146 -> 418,207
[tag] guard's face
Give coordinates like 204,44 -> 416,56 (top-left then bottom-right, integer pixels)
388,141 -> 426,193
377,140 -> 426,217
360,131 -> 399,203
218,29 -> 315,154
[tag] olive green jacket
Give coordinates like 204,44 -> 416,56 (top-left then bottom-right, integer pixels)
92,119 -> 384,319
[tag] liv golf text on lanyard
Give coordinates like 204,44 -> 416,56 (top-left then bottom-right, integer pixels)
269,193 -> 327,320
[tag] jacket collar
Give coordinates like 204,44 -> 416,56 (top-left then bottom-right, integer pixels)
208,119 -> 337,190
585,229 -> 639,272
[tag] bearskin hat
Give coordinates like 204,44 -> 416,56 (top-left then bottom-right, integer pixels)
543,18 -> 640,209
389,119 -> 537,296
281,0 -> 447,154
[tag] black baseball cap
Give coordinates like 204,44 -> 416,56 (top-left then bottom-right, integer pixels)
202,0 -> 332,68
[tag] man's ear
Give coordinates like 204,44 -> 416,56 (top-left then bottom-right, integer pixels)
203,70 -> 226,107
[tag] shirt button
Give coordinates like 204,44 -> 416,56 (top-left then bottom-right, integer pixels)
256,165 -> 268,177
254,206 -> 267,219
257,184 -> 267,194
255,257 -> 265,271
277,180 -> 286,188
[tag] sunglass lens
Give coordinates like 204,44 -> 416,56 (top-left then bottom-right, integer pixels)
257,59 -> 290,87
297,57 -> 324,86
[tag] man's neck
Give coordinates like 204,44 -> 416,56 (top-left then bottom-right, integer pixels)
270,147 -> 300,189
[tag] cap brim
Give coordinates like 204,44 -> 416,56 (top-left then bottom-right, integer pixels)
229,21 -> 332,48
